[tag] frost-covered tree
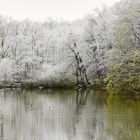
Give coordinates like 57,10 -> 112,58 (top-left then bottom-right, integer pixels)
82,7 -> 116,80
106,0 -> 140,92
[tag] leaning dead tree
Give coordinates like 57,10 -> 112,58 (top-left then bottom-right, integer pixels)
69,41 -> 91,89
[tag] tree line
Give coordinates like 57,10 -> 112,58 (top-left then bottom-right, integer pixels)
0,0 -> 140,92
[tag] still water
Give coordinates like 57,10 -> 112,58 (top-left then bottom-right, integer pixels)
0,88 -> 140,140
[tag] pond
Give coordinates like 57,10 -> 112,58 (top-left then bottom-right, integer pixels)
0,88 -> 140,140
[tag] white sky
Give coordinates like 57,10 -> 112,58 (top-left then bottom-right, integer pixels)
0,0 -> 120,21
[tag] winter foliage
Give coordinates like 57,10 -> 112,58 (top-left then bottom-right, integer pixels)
0,0 -> 140,91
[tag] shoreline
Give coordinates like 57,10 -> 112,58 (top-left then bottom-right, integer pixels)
0,81 -> 106,90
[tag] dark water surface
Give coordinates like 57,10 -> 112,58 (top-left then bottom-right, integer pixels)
0,89 -> 140,140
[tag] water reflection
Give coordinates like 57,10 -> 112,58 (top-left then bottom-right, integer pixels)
76,89 -> 89,106
0,89 -> 139,140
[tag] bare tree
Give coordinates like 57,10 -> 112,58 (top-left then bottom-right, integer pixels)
67,34 -> 91,88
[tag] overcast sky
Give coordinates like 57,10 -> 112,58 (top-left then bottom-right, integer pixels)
0,0 -> 120,21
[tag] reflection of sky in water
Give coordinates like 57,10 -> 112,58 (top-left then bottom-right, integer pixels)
0,89 -> 139,140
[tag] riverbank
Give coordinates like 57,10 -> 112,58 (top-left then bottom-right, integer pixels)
0,80 -> 107,90
0,80 -> 140,95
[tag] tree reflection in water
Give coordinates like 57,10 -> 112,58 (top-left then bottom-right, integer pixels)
76,89 -> 89,106
0,89 -> 139,140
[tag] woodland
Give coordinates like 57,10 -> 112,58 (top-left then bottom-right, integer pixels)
0,0 -> 140,93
